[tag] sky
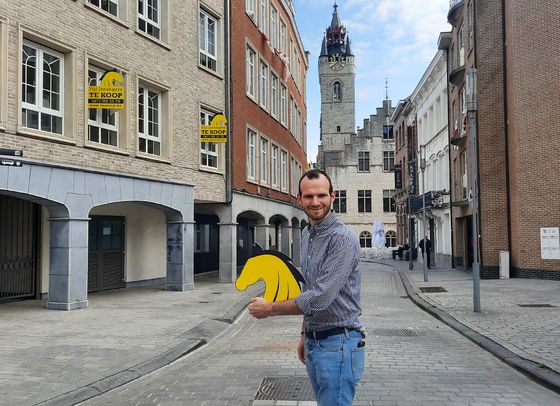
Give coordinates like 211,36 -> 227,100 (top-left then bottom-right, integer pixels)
292,0 -> 451,162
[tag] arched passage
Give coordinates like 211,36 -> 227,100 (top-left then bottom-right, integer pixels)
236,210 -> 265,268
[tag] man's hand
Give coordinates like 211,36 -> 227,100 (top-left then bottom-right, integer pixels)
248,297 -> 272,319
297,334 -> 306,364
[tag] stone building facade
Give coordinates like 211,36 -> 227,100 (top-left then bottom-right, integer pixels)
0,0 -> 227,308
316,4 -> 396,248
409,50 -> 451,268
440,0 -> 560,279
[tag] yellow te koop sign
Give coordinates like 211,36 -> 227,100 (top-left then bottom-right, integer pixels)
88,71 -> 125,110
200,114 -> 228,143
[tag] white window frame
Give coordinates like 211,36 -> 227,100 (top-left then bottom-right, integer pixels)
259,0 -> 267,36
88,0 -> 119,17
270,5 -> 278,49
279,19 -> 286,53
87,65 -> 119,147
21,40 -> 64,135
138,0 -> 161,39
246,0 -> 256,18
280,83 -> 287,125
246,45 -> 256,98
199,9 -> 218,72
280,149 -> 288,192
270,72 -> 278,118
259,60 -> 268,109
260,136 -> 269,184
138,84 -> 162,156
247,128 -> 257,180
200,109 -> 219,169
271,143 -> 279,188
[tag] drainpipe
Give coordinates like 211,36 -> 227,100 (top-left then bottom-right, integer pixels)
224,0 -> 232,205
501,0 -> 512,268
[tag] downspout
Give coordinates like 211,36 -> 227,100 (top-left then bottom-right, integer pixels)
472,0 -> 484,273
501,0 -> 512,267
445,48 -> 455,268
224,0 -> 232,204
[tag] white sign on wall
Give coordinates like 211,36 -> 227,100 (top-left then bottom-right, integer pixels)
540,227 -> 560,260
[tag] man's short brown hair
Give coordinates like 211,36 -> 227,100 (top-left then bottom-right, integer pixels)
298,169 -> 334,195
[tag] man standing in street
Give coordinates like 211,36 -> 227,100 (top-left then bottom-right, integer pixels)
418,235 -> 432,268
248,169 -> 364,406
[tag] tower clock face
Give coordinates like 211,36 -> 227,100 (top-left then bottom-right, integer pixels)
329,59 -> 345,71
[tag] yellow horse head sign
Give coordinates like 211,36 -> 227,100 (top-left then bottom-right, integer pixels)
200,114 -> 228,143
88,71 -> 125,110
236,244 -> 305,302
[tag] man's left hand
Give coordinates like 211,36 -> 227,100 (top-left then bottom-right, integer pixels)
248,297 -> 272,319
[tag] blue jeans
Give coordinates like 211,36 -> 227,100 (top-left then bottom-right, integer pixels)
305,329 -> 365,405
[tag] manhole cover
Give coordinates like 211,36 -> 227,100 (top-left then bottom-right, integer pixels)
517,304 -> 556,308
419,286 -> 447,293
254,376 -> 315,401
367,328 -> 418,337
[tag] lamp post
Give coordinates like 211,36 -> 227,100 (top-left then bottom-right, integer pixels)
420,145 -> 428,282
466,68 -> 481,313
408,159 -> 415,271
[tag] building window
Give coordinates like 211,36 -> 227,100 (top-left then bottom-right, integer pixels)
138,85 -> 161,155
246,0 -> 256,20
383,189 -> 396,212
358,151 -> 370,172
383,151 -> 395,172
259,60 -> 268,108
247,128 -> 256,180
280,83 -> 287,125
89,0 -> 118,17
270,5 -> 278,49
88,66 -> 118,146
246,46 -> 256,98
383,125 -> 394,140
333,81 -> 341,101
334,190 -> 347,213
385,231 -> 396,248
359,231 -> 372,248
358,190 -> 372,213
199,9 -> 217,72
138,0 -> 161,40
271,73 -> 278,117
22,41 -> 64,135
271,144 -> 279,187
259,0 -> 267,35
200,109 -> 219,169
461,150 -> 468,200
281,150 -> 288,191
260,137 -> 269,184
336,125 -> 341,132
279,20 -> 286,53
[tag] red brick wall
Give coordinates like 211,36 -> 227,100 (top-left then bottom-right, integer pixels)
230,0 -> 307,202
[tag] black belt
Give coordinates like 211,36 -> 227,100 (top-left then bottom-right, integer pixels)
305,327 -> 357,340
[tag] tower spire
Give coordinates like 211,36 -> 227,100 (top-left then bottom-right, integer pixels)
385,78 -> 389,100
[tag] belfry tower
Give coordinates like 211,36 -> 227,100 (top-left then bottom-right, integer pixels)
317,2 -> 355,168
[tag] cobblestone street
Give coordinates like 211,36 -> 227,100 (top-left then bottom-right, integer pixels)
80,263 -> 560,406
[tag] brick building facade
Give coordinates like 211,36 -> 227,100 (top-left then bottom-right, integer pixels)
441,0 -> 560,279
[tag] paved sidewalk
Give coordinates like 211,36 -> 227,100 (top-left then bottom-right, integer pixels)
0,272 -> 263,406
371,258 -> 560,394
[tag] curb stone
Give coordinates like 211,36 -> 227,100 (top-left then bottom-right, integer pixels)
34,283 -> 263,406
368,261 -> 560,396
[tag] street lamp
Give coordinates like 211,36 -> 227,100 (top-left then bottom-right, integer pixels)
408,158 -> 415,271
420,145 -> 428,282
466,68 -> 481,313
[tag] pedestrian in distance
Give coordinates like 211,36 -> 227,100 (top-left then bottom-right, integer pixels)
248,169 -> 365,406
418,235 -> 432,268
